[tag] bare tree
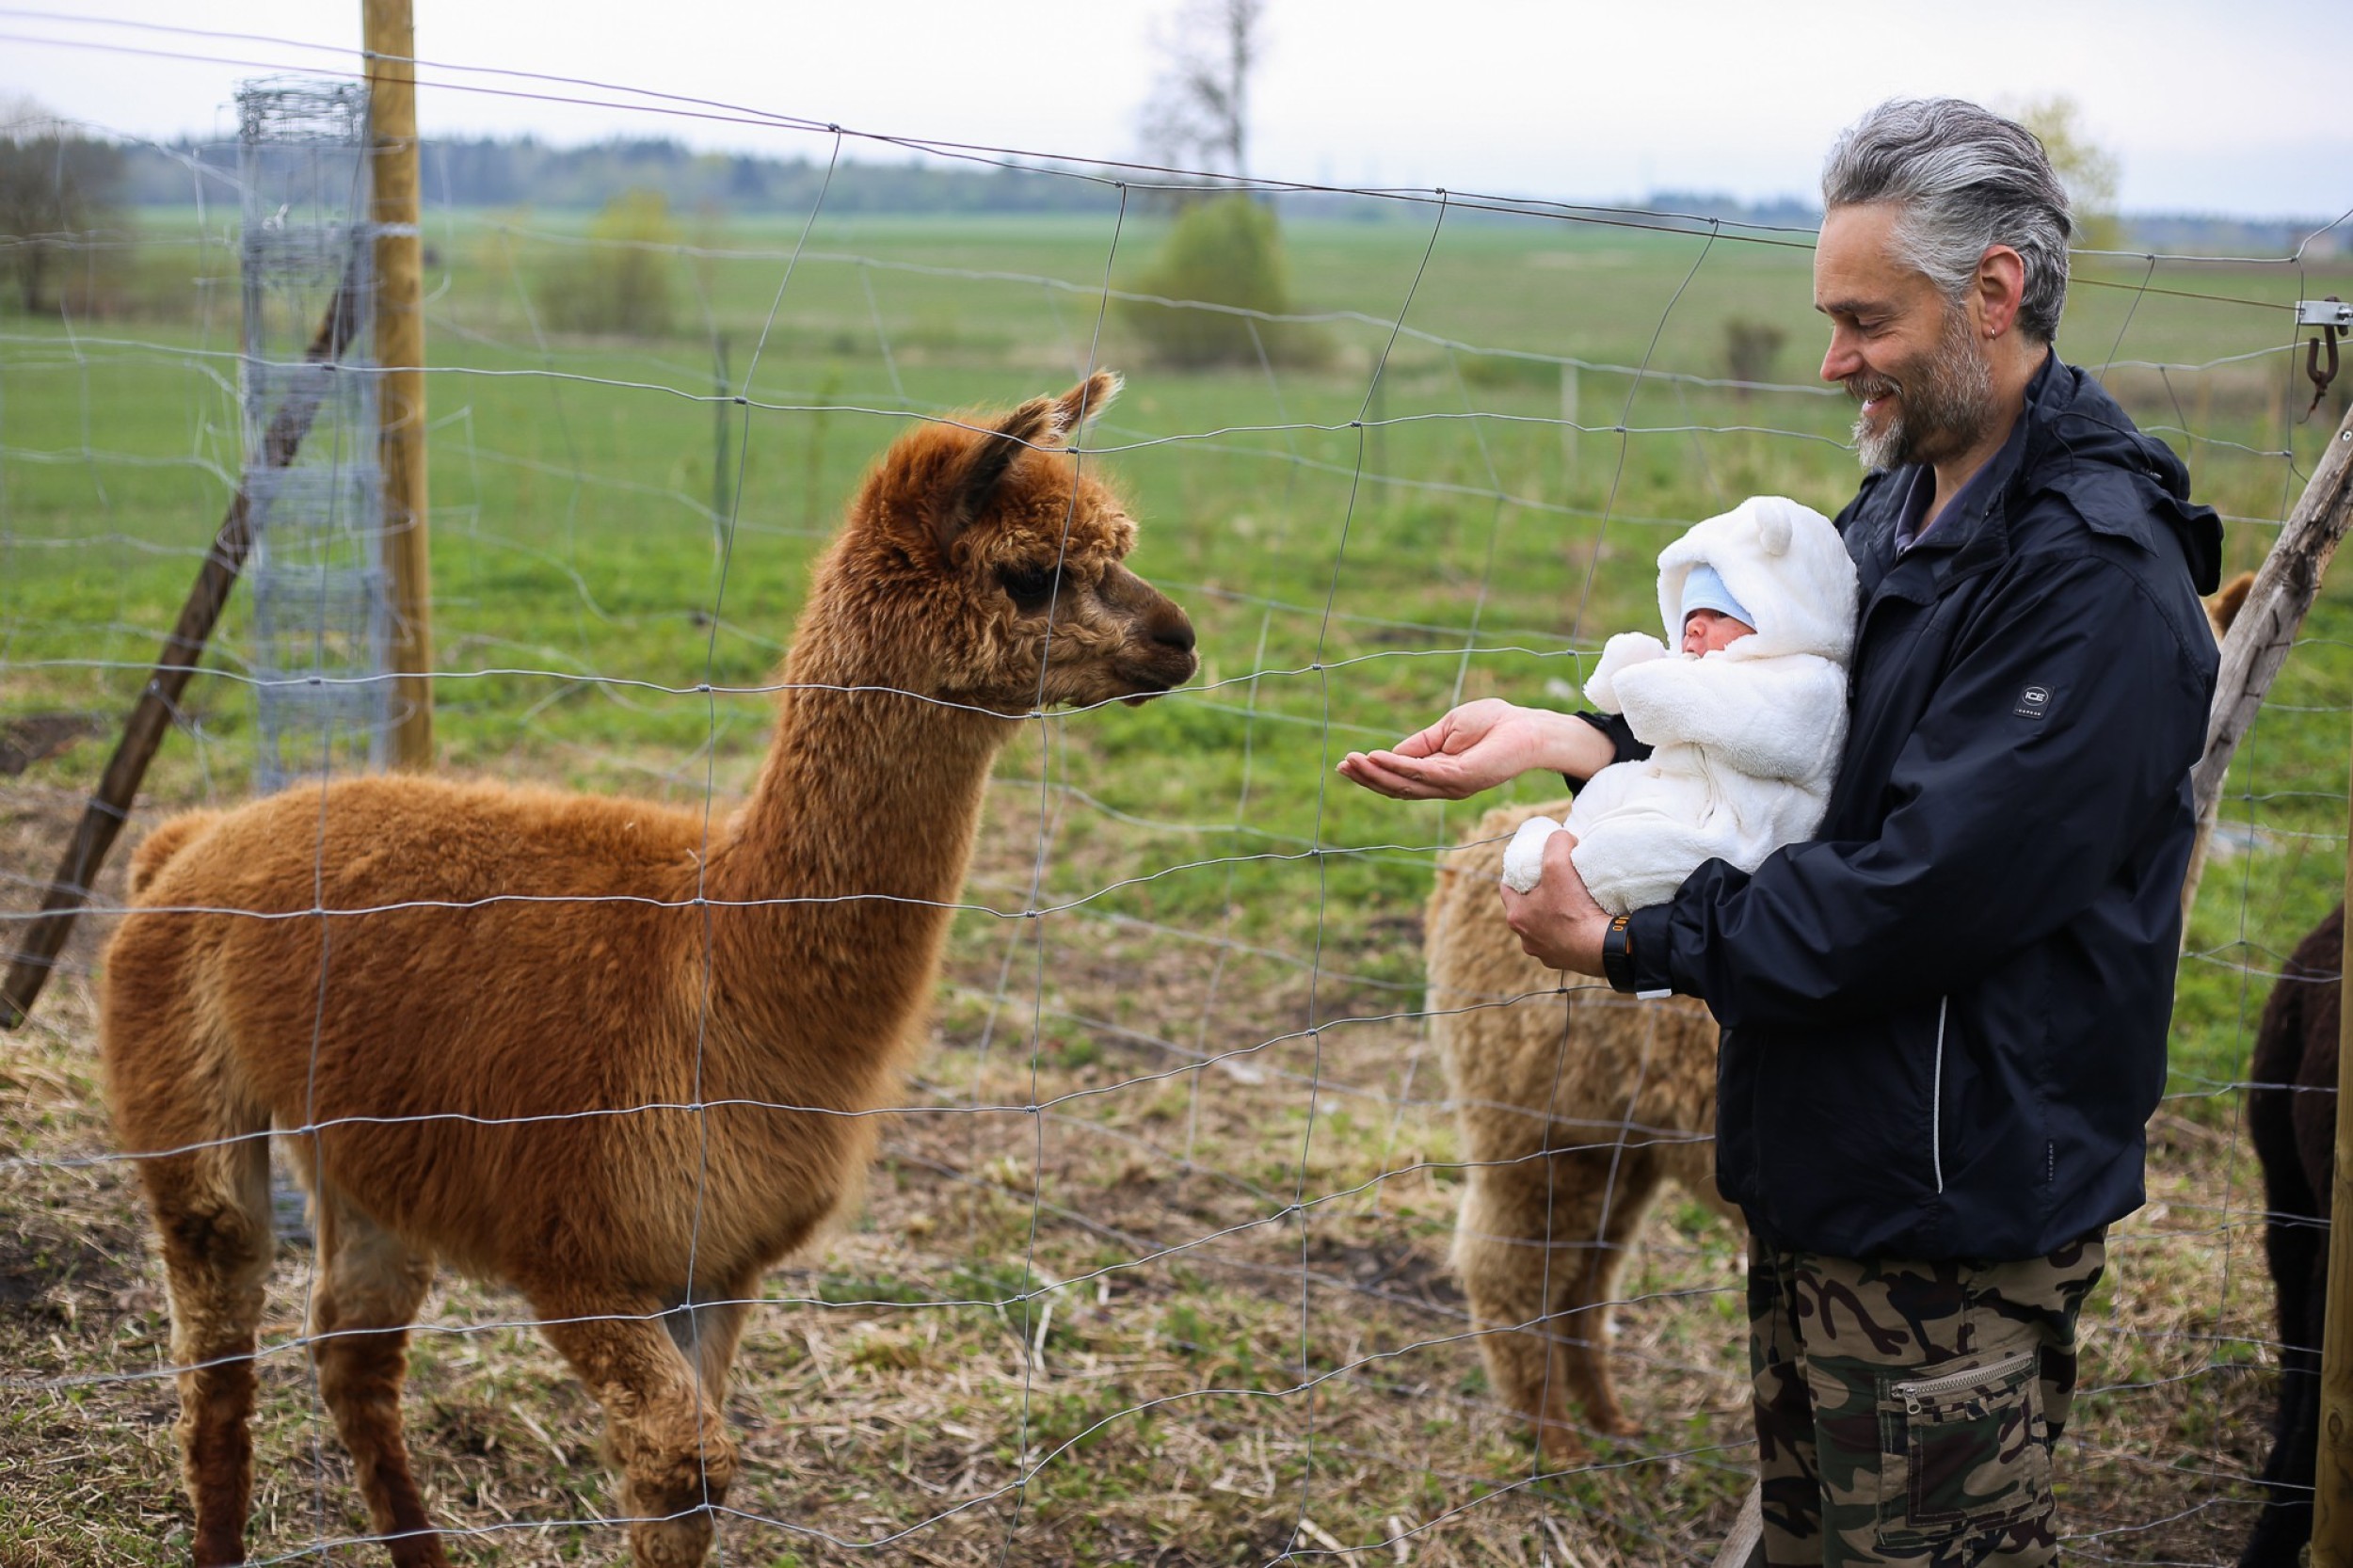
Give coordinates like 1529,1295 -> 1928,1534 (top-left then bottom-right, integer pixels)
0,97 -> 124,315
1139,0 -> 1264,183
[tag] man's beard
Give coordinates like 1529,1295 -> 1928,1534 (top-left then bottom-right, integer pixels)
1848,306 -> 1996,472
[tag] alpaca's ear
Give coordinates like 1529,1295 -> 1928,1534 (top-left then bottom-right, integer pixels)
1048,370 -> 1122,440
936,395 -> 1059,551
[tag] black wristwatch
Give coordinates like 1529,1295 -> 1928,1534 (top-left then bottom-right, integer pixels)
1600,912 -> 1636,993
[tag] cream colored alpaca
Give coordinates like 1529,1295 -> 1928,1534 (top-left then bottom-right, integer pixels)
99,373 -> 1195,1568
1427,802 -> 1736,1467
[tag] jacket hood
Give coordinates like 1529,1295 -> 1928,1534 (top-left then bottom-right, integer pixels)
1655,495 -> 1860,664
2016,357 -> 2224,594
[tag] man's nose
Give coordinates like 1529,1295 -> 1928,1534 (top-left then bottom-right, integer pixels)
1820,328 -> 1861,384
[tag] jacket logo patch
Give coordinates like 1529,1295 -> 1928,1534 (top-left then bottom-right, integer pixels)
2013,684 -> 2052,720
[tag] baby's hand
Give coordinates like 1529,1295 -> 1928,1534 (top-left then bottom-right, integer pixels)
1582,632 -> 1670,713
1501,815 -> 1565,893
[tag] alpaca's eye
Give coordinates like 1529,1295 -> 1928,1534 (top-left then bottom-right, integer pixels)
998,563 -> 1061,612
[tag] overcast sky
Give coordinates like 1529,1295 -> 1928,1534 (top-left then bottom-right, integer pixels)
5,1 -> 2346,220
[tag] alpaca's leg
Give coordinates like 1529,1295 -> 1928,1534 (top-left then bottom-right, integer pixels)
1550,1145 -> 1661,1443
1454,1152 -> 1593,1467
141,1139 -> 273,1567
536,1298 -> 738,1567
308,1187 -> 446,1568
661,1285 -> 755,1403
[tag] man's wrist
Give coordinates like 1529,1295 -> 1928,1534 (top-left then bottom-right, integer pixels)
1545,709 -> 1618,783
1600,913 -> 1636,992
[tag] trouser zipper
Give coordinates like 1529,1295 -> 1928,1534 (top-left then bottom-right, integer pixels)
1892,1345 -> 2037,1415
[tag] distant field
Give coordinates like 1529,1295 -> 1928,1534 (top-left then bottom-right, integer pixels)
4,207 -> 2352,1564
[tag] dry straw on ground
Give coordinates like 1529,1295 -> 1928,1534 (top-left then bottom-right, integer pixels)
0,771 -> 2288,1567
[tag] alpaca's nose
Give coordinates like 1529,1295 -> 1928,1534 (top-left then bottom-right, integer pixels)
1155,608 -> 1196,656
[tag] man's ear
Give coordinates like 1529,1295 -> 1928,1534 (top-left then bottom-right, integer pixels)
1975,245 -> 2026,339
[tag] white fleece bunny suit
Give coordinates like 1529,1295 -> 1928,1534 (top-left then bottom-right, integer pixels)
1547,495 -> 1858,915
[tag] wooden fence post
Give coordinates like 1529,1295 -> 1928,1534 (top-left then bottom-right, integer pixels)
1561,362 -> 1579,481
2323,760 -> 2353,1565
2295,409 -> 2353,1566
2180,405 -> 2353,922
365,0 -> 432,769
0,266 -> 366,1029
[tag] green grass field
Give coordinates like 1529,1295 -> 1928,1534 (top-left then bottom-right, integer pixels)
4,205 -> 2352,1564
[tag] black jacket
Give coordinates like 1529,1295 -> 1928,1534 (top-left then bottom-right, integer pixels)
1621,354 -> 2222,1260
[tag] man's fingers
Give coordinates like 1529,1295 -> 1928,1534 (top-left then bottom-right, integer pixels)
1498,888 -> 1543,957
1538,829 -> 1608,920
1389,728 -> 1444,760
1337,753 -> 1439,799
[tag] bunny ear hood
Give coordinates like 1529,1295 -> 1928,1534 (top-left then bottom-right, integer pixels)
1655,495 -> 1859,664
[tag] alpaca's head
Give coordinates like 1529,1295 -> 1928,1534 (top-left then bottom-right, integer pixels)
810,371 -> 1197,713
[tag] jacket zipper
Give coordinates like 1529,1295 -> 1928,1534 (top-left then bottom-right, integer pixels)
1930,995 -> 1948,1195
1891,1346 -> 2037,1415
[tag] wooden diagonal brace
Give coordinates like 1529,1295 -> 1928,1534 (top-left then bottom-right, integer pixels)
0,255 -> 364,1030
2180,399 -> 2353,925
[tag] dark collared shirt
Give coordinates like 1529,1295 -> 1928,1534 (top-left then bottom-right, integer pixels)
1891,396 -> 2035,555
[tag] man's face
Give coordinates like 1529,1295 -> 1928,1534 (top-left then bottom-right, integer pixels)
1814,203 -> 1997,472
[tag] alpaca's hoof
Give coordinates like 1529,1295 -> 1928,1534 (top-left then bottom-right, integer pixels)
1588,1405 -> 1642,1438
628,1509 -> 716,1567
1535,1418 -> 1593,1471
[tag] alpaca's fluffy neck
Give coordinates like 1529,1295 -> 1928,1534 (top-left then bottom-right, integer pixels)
698,593 -> 1011,1097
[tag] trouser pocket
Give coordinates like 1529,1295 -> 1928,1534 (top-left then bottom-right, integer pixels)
1876,1344 -> 2046,1545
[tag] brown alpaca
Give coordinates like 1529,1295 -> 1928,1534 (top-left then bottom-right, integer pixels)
1425,570 -> 2257,1469
99,373 -> 1194,1568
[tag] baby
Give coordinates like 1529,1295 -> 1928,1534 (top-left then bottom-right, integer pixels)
1502,494 -> 1858,913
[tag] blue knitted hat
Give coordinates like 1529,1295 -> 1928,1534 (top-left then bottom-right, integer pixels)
1679,562 -> 1754,629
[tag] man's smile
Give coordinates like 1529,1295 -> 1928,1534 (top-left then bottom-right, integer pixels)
1847,376 -> 1898,419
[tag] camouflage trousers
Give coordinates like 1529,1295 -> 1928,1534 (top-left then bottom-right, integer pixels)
1747,1231 -> 2106,1568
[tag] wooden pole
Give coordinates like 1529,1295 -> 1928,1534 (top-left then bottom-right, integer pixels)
712,332 -> 732,535
0,267 -> 366,1030
2179,404 -> 2353,925
366,0 -> 432,769
1561,362 -> 1580,483
2320,776 -> 2353,1566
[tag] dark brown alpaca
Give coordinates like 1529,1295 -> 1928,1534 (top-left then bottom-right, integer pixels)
2242,902 -> 2342,1568
99,373 -> 1194,1567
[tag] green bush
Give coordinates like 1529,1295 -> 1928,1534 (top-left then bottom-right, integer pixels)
1121,193 -> 1327,368
1722,316 -> 1787,392
535,188 -> 679,337
1456,349 -> 1561,390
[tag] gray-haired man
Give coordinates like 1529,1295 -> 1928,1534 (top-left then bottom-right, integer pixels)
1342,99 -> 2221,1565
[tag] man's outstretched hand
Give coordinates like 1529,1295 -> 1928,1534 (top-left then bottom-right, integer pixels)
1337,700 -> 1610,801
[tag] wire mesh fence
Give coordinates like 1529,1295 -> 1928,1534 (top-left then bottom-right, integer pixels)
4,27 -> 2353,1568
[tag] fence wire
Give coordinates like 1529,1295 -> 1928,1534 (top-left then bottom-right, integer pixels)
3,29 -> 2353,1568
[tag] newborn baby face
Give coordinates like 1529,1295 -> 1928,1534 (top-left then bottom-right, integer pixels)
1681,608 -> 1756,656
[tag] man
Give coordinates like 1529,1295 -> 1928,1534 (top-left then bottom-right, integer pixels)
1339,98 -> 2221,1566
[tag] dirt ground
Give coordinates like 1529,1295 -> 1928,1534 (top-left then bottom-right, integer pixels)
0,765 -> 2290,1566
